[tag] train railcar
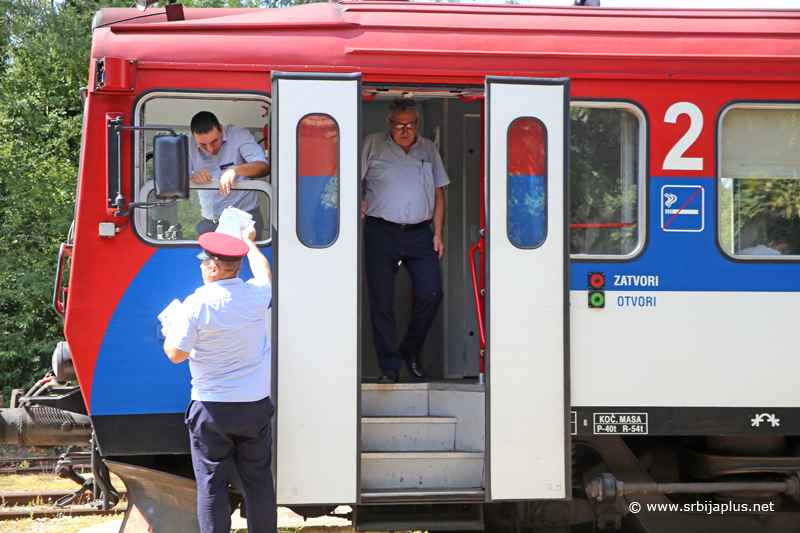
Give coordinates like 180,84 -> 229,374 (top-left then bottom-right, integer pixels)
14,2 -> 800,531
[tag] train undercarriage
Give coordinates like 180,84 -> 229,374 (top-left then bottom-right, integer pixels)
3,360 -> 800,532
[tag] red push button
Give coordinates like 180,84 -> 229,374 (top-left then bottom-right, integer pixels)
589,272 -> 605,290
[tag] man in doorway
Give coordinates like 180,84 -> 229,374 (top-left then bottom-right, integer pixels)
189,111 -> 270,239
362,97 -> 450,384
162,228 -> 275,533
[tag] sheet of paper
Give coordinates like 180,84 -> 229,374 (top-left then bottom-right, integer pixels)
158,299 -> 183,326
215,206 -> 255,239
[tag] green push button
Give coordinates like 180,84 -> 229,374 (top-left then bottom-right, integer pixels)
589,291 -> 605,309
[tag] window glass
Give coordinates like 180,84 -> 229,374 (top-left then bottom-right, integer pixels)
570,107 -> 640,256
508,118 -> 547,249
297,114 -> 339,248
146,190 -> 271,242
720,107 -> 800,257
138,96 -> 271,244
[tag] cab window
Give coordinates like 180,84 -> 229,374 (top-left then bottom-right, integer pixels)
135,95 -> 271,244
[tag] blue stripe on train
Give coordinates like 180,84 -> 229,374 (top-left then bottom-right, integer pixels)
570,177 -> 800,292
91,246 -> 273,416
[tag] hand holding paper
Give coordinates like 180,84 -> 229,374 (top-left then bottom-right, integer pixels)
158,299 -> 183,327
215,206 -> 255,239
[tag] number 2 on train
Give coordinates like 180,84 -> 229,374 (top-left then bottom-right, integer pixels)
662,101 -> 704,171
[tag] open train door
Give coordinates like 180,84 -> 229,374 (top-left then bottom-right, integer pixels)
485,77 -> 571,501
272,72 -> 361,505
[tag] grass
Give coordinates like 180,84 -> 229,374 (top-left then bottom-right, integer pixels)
0,514 -> 124,533
0,474 -> 416,533
0,518 -> 359,533
0,446 -> 71,460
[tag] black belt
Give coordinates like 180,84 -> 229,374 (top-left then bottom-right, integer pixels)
367,216 -> 429,231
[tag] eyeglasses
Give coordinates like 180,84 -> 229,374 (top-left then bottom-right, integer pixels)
390,120 -> 419,131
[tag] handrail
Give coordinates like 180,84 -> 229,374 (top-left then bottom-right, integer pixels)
570,222 -> 635,229
469,242 -> 485,350
53,243 -> 73,318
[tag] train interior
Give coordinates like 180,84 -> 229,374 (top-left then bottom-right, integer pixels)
358,92 -> 488,504
360,92 -> 484,382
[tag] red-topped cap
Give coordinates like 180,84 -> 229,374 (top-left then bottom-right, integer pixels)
197,232 -> 248,261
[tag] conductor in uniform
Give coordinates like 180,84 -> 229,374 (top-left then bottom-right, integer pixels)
362,97 -> 450,384
162,229 -> 275,533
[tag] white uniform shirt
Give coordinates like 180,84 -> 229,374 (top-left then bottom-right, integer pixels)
189,125 -> 268,219
167,275 -> 272,402
362,131 -> 450,225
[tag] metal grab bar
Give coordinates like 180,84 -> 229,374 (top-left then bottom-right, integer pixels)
468,243 -> 485,350
53,243 -> 73,318
469,242 -> 486,384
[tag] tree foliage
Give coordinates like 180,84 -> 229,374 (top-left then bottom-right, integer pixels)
569,107 -> 639,255
0,0 -> 105,401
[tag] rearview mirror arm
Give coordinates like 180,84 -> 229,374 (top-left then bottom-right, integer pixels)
108,117 -> 181,217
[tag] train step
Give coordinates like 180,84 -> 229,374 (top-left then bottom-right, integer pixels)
360,487 -> 486,504
353,500 -> 484,532
361,416 -> 457,452
362,381 -> 485,417
361,381 -> 485,453
361,451 -> 486,490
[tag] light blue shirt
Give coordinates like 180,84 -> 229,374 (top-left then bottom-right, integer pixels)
167,275 -> 272,402
189,125 -> 268,218
362,131 -> 450,225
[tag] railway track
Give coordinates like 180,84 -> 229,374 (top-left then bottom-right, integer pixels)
0,490 -> 128,521
0,506 -> 126,520
0,456 -> 90,475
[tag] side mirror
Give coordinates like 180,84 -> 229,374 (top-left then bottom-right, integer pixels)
153,134 -> 190,200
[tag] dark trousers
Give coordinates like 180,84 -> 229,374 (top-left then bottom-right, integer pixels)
196,206 -> 265,240
364,217 -> 443,372
185,396 -> 276,533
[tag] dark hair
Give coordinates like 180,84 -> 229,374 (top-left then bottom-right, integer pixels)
190,111 -> 221,135
388,98 -> 418,119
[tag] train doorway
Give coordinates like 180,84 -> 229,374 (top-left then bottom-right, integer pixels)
360,89 -> 484,380
271,73 -> 570,504
360,78 -> 572,501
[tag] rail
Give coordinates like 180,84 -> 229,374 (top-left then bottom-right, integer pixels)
469,243 -> 485,351
570,222 -> 636,229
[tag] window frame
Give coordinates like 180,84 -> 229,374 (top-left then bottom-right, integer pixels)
294,112 -> 341,249
506,116 -> 548,250
716,101 -> 800,263
568,100 -> 648,262
131,89 -> 273,247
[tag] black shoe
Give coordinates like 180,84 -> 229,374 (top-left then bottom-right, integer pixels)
377,368 -> 399,384
401,351 -> 425,380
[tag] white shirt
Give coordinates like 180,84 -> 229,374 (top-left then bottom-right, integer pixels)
189,125 -> 268,218
167,275 -> 272,402
362,131 -> 450,224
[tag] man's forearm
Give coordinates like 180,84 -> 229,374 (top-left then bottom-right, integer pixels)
234,161 -> 270,178
246,240 -> 272,280
432,188 -> 446,237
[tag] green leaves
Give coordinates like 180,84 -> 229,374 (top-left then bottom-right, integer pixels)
0,0 -> 97,402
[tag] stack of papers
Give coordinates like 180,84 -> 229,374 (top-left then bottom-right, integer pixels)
158,299 -> 183,327
215,206 -> 255,239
